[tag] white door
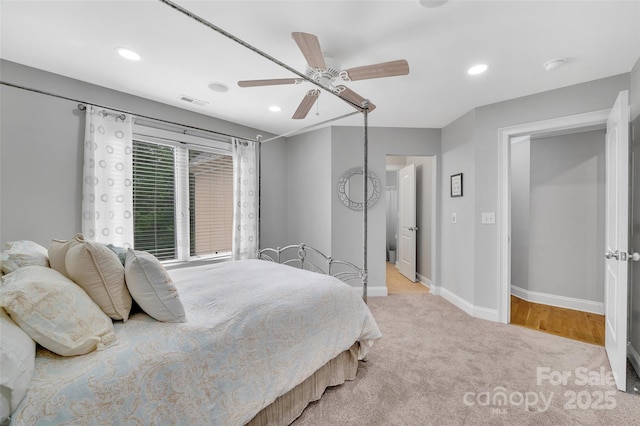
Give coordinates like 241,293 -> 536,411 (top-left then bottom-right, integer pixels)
398,164 -> 416,281
605,90 -> 630,392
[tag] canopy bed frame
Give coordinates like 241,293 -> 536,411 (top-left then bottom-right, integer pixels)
0,1 -> 377,425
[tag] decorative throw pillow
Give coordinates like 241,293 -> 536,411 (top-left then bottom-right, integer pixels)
48,234 -> 83,278
65,237 -> 132,321
0,240 -> 49,275
124,249 -> 186,323
0,266 -> 117,357
106,244 -> 127,266
0,308 -> 35,423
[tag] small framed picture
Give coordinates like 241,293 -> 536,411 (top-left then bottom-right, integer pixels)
451,173 -> 463,197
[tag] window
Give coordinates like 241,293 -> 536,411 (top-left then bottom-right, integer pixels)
132,126 -> 233,261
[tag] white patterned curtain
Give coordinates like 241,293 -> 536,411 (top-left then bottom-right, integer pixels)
82,106 -> 134,247
232,138 -> 259,260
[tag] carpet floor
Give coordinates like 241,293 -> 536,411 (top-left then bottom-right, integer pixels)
294,294 -> 640,425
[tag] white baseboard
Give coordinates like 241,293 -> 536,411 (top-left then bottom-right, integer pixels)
353,286 -> 388,297
437,286 -> 499,322
416,272 -> 432,290
511,285 -> 604,315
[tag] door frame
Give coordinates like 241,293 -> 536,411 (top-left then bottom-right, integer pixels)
497,108 -> 611,324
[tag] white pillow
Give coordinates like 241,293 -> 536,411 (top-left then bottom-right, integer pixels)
48,234 -> 83,279
0,240 -> 49,275
125,249 -> 186,323
65,237 -> 132,321
0,308 -> 35,423
0,266 -> 117,357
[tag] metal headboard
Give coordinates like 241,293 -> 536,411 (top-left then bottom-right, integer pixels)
259,244 -> 366,295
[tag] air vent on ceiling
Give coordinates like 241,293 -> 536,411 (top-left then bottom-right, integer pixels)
179,95 -> 209,106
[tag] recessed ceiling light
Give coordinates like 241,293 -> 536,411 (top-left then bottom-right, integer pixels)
208,82 -> 229,93
467,64 -> 488,75
268,106 -> 282,112
543,58 -> 566,72
419,0 -> 448,8
116,48 -> 141,61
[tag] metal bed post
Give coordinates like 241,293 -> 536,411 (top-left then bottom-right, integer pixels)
256,135 -> 262,258
362,101 -> 369,303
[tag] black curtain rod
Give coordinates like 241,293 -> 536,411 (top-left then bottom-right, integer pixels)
0,80 -> 258,143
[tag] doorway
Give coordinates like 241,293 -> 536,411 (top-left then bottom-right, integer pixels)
385,155 -> 436,294
498,93 -> 634,392
509,129 -> 606,345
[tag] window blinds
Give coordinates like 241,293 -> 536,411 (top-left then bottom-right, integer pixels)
188,150 -> 233,256
132,139 -> 234,261
132,140 -> 176,260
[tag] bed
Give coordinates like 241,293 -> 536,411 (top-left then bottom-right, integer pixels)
2,243 -> 381,426
2,2 -> 378,424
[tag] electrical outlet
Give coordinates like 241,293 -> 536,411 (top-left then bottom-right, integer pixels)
452,212 -> 457,223
481,212 -> 495,224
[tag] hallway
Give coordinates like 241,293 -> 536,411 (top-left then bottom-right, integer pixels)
386,262 -> 429,295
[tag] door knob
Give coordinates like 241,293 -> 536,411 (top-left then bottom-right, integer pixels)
626,252 -> 640,262
408,227 -> 414,231
605,250 -> 619,260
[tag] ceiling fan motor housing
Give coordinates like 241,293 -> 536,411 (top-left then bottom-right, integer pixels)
305,55 -> 341,88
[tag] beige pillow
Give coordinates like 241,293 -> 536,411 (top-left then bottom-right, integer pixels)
0,240 -> 49,275
0,308 -> 35,422
48,234 -> 83,278
125,250 -> 186,323
66,237 -> 132,321
0,266 -> 116,357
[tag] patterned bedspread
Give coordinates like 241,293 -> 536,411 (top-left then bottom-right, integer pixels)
11,259 -> 381,425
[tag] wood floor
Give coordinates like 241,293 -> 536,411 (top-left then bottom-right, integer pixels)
510,295 -> 605,346
386,262 -> 430,295
384,265 -> 602,346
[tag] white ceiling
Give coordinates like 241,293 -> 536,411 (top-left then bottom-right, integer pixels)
1,0 -> 639,137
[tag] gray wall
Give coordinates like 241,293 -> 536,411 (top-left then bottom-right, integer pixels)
440,109 -> 476,300
439,73 -> 629,312
0,59 -> 284,249
510,138 -> 530,290
259,138 -> 288,250
285,128 -> 332,253
330,126 -> 441,292
512,130 -> 605,302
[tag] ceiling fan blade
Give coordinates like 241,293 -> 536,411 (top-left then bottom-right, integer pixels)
292,89 -> 320,119
340,59 -> 410,82
291,32 -> 326,69
335,86 -> 376,112
238,78 -> 302,88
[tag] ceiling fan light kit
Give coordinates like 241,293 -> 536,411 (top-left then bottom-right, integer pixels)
237,31 -> 409,119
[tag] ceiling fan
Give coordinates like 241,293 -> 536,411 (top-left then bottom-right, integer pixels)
238,32 -> 410,119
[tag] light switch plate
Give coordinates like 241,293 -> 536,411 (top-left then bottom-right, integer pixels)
481,212 -> 495,224
452,212 -> 457,223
